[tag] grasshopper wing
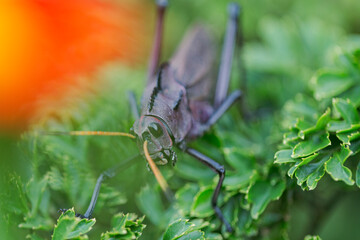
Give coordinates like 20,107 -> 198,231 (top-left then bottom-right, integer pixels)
170,25 -> 216,102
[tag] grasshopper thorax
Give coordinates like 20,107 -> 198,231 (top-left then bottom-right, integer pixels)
131,115 -> 177,166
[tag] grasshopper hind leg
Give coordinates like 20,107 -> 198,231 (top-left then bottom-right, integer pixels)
147,0 -> 168,81
214,3 -> 240,108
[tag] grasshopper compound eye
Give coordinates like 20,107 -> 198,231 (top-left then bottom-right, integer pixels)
148,122 -> 163,138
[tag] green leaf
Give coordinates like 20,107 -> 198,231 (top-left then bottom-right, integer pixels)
295,119 -> 314,135
292,132 -> 331,158
350,138 -> 360,154
337,124 -> 360,133
19,215 -> 53,231
247,180 -> 285,219
177,230 -> 205,240
283,95 -> 319,121
339,85 -> 360,107
288,153 -> 319,178
163,219 -> 205,240
296,108 -> 331,138
26,233 -> 46,240
315,108 -> 332,129
48,167 -> 64,191
98,185 -> 127,209
327,120 -> 352,132
111,214 -> 127,233
175,184 -> 199,216
59,208 -> 75,218
66,218 -> 96,238
163,219 -> 194,240
136,185 -> 166,226
304,235 -> 322,240
4,174 -> 29,215
294,153 -> 331,190
274,149 -> 295,164
26,176 -> 49,216
333,98 -> 359,124
52,209 -> 95,240
175,153 -> 214,181
52,217 -> 79,240
223,171 -> 255,191
203,232 -> 223,240
313,69 -> 354,100
325,145 -> 354,185
283,129 -> 301,146
191,186 -> 214,218
101,213 -> 146,240
337,49 -> 360,77
223,149 -> 255,173
336,129 -> 360,144
235,208 -> 253,235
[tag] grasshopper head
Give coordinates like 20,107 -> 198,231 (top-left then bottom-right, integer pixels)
132,115 -> 177,166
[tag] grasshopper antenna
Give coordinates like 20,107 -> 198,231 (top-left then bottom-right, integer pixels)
143,140 -> 173,201
39,131 -> 136,139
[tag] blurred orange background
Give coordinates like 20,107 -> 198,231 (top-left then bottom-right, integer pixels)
0,0 -> 150,132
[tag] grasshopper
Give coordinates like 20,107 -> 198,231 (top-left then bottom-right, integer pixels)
55,0 -> 242,233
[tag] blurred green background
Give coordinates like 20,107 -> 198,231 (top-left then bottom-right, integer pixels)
1,0 -> 360,239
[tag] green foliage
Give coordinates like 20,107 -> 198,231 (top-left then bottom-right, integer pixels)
101,213 -> 146,239
52,209 -> 95,240
247,180 -> 285,219
163,219 -> 205,240
2,0 -> 360,239
275,48 -> 360,190
50,209 -> 145,240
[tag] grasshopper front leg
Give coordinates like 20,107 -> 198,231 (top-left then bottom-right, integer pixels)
183,147 -> 233,233
60,154 -> 139,219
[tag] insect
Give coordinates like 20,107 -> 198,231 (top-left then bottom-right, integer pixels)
54,0 -> 241,233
